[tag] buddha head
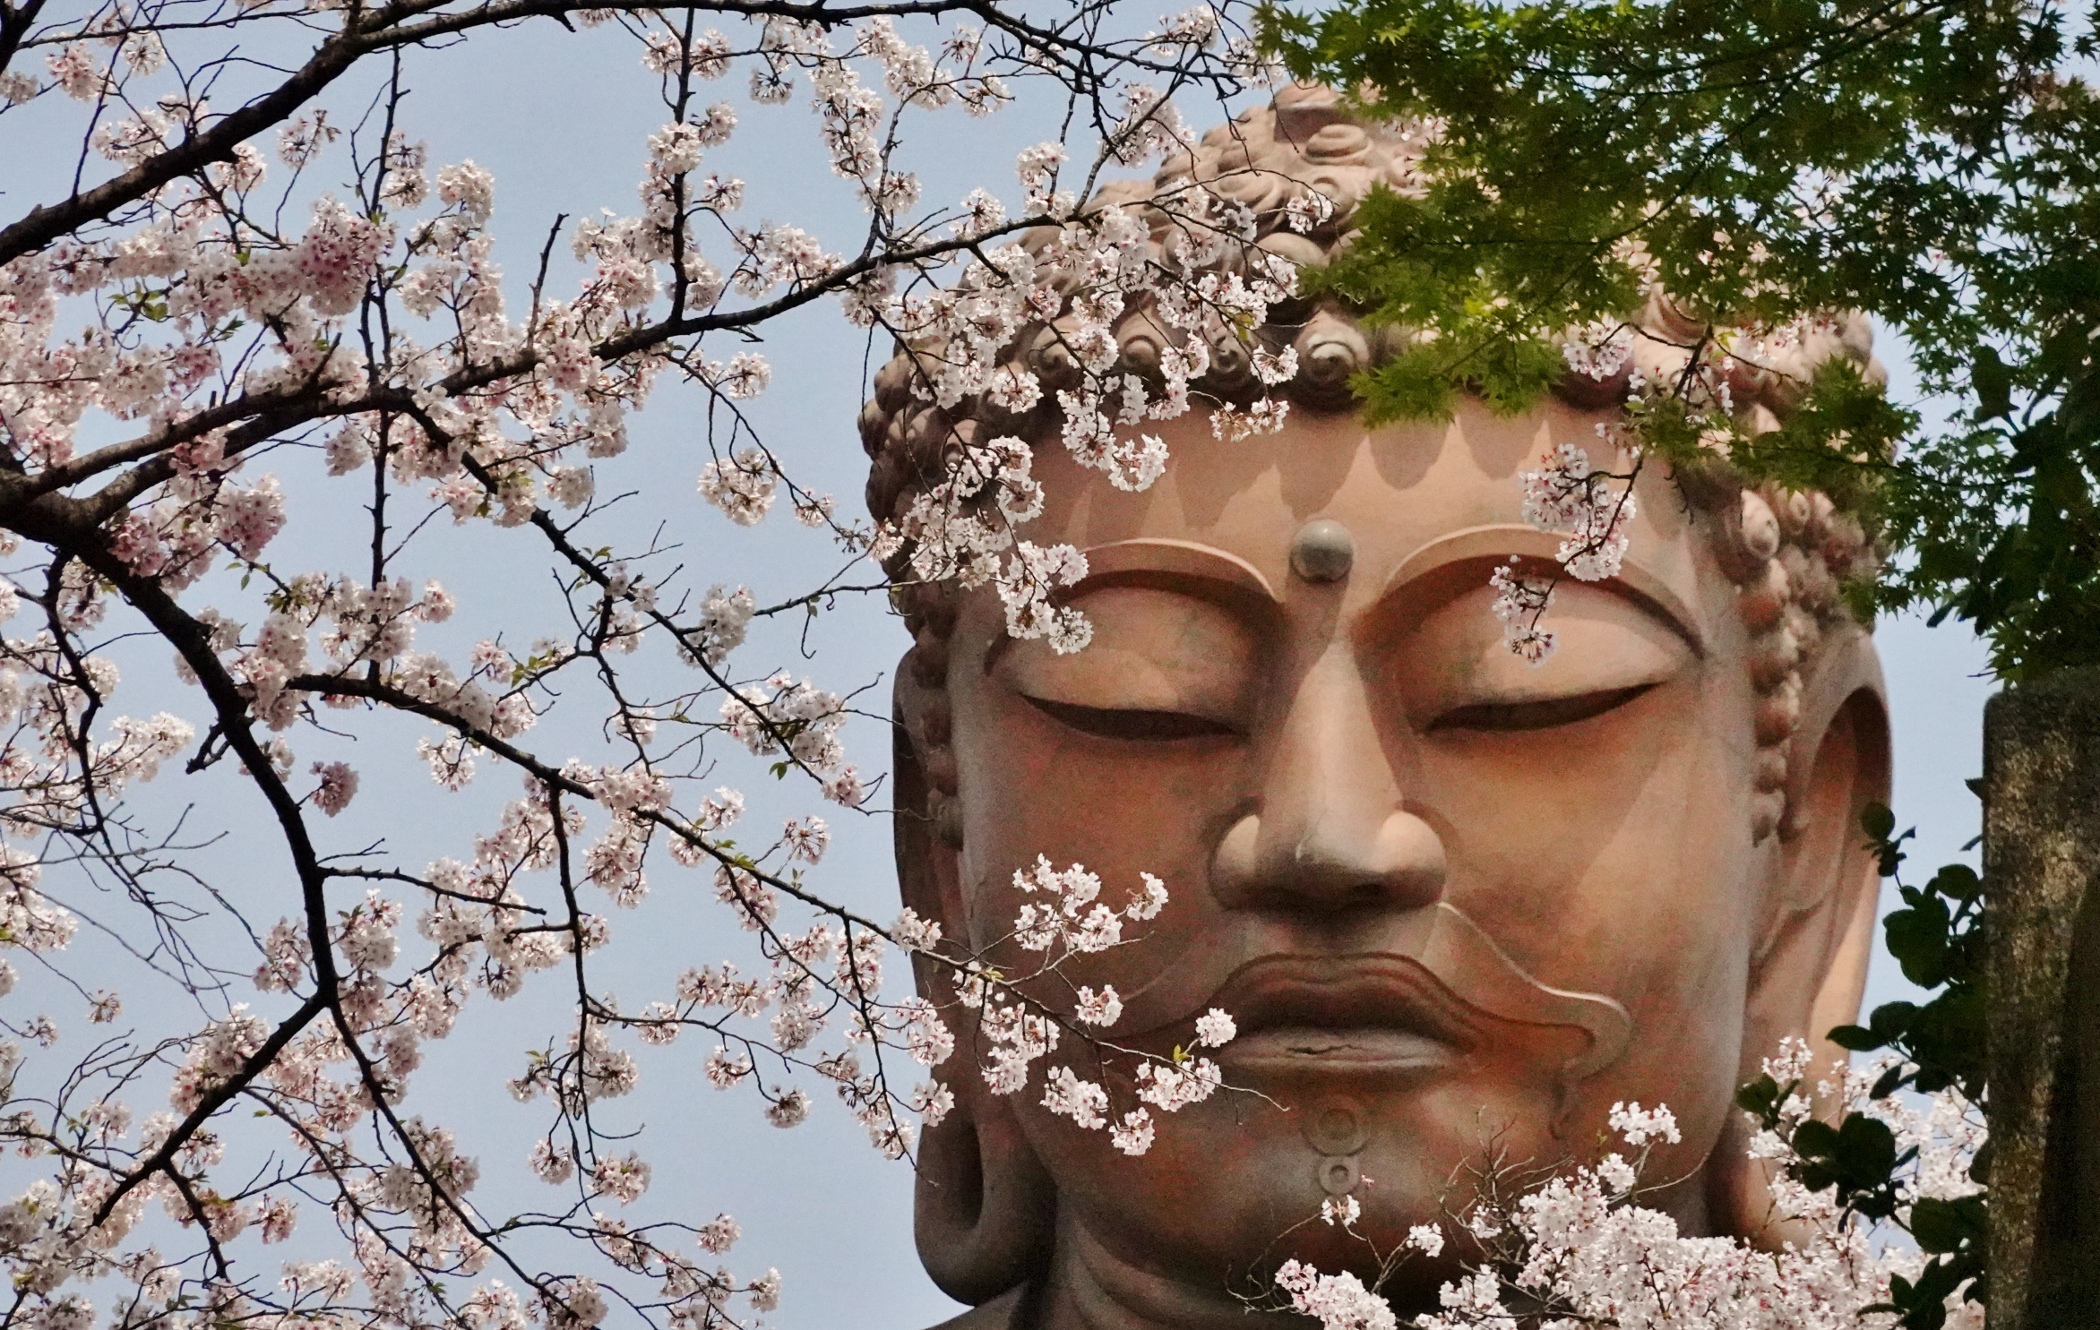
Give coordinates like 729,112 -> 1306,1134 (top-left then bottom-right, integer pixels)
863,85 -> 1890,1326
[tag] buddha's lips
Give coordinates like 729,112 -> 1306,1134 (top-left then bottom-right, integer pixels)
1206,955 -> 1480,1074
1114,902 -> 1633,1082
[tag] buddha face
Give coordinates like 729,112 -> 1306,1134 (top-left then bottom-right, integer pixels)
900,396 -> 1886,1319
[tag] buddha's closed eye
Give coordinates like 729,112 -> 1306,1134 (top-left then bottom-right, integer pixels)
1391,577 -> 1694,736
992,584 -> 1261,741
1021,696 -> 1244,741
1426,682 -> 1659,734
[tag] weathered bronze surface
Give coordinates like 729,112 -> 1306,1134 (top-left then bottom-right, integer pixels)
873,87 -> 1894,1330
888,403 -> 1888,1327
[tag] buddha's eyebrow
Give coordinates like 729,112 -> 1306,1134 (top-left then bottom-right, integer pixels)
1381,524 -> 1707,655
982,538 -> 1278,675
1073,538 -> 1281,602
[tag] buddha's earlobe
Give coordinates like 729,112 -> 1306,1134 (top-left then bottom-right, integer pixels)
1755,678 -> 1886,1092
891,674 -> 1056,1305
913,1073 -> 1057,1305
1767,627 -> 1890,960
921,680 -> 965,849
1710,627 -> 1890,1242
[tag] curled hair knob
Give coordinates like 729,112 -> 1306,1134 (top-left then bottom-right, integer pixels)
1258,230 -> 1326,271
1292,314 -> 1369,411
857,398 -> 889,458
872,352 -> 918,413
1738,561 -> 1791,633
1204,336 -> 1256,396
1738,491 -> 1782,562
1115,316 -> 1167,386
1273,81 -> 1350,139
1301,123 -> 1373,165
1026,327 -> 1082,393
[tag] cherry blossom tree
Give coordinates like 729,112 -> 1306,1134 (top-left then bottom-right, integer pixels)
0,1 -> 1305,1325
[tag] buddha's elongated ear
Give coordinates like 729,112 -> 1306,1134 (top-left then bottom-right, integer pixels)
893,672 -> 1055,1306
1708,621 -> 1890,1241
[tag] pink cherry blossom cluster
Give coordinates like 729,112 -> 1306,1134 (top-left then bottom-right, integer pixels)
1272,1039 -> 1984,1330
1488,558 -> 1558,665
1560,318 -> 1637,382
1520,440 -> 1640,584
1490,437 -> 1642,662
863,172 -> 1308,652
1275,1262 -> 1397,1330
954,858 -> 1235,1157
717,672 -> 863,807
1009,856 -> 1160,955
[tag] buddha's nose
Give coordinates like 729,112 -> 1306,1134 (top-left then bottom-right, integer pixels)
1211,640 -> 1446,912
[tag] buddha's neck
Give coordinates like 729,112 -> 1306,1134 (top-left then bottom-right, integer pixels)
1030,1214 -> 1301,1330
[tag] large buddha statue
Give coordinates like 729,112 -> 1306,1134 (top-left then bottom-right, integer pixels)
860,85 -> 1890,1329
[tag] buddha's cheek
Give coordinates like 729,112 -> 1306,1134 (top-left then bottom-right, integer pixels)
1579,740 -> 1760,1174
950,723 -> 1245,964
1417,680 -> 1761,1177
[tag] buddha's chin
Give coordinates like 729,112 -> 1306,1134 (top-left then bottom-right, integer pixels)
1040,1076 -> 1567,1288
1052,1163 -> 1476,1320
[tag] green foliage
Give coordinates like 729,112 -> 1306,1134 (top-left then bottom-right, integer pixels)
1313,178 -> 1630,422
1265,6 -> 2050,1312
1732,804 -> 1986,1327
1265,0 -> 2100,680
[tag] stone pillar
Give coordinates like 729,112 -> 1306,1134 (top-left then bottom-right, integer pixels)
1985,665 -> 2100,1327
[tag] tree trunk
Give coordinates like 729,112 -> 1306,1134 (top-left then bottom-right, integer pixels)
1985,666 -> 2100,1326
